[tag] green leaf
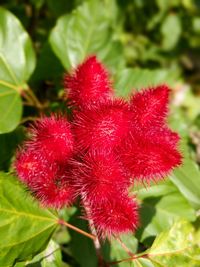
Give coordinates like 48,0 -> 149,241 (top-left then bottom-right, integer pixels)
0,172 -> 57,266
131,220 -> 200,267
0,126 -> 25,171
168,111 -> 200,209
0,8 -> 36,134
25,240 -> 62,267
49,1 -> 124,71
133,258 -> 159,267
170,155 -> 200,210
114,68 -> 180,97
68,208 -> 97,267
102,234 -> 138,267
161,14 -> 182,50
0,84 -> 22,135
136,181 -> 196,243
146,220 -> 200,266
30,42 -> 64,87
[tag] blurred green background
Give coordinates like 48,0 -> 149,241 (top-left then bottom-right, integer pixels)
0,0 -> 200,266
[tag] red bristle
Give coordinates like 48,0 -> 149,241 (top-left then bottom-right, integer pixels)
29,114 -> 74,163
87,195 -> 139,239
119,133 -> 182,183
15,149 -> 45,186
15,149 -> 76,208
72,150 -> 129,204
130,85 -> 170,130
64,55 -> 113,109
32,168 -> 76,209
73,99 -> 132,151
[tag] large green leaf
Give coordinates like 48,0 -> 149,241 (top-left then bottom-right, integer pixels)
0,172 -> 57,266
135,181 -> 196,243
114,67 -> 180,97
129,220 -> 200,267
49,1 -> 124,71
0,8 -> 36,134
146,220 -> 200,266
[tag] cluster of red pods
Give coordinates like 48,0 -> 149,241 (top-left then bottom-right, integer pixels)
15,56 -> 182,238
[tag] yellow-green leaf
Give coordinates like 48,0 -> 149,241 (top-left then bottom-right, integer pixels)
0,172 -> 57,266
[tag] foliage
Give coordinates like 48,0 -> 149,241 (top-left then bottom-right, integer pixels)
0,0 -> 200,266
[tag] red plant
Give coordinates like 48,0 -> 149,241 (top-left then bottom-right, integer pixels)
14,55 -> 182,238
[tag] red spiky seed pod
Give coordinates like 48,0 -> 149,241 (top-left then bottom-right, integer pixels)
87,195 -> 139,239
73,99 -> 132,151
72,151 -> 129,204
64,55 -> 113,109
143,126 -> 180,148
15,149 -> 76,208
15,149 -> 44,186
130,85 -> 170,131
29,114 -> 74,163
32,167 -> 75,209
119,133 -> 182,183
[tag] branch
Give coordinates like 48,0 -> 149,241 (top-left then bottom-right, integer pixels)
58,219 -> 96,240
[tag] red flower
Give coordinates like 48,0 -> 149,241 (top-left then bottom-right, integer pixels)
29,114 -> 74,163
73,99 -> 132,151
15,149 -> 44,186
64,56 -> 113,109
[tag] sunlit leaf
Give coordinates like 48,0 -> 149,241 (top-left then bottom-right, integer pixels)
0,172 -> 57,266
0,8 -> 36,133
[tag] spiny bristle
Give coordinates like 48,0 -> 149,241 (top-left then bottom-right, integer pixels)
119,133 -> 182,182
15,149 -> 76,208
71,150 -> 129,205
64,55 -> 113,109
32,170 -> 76,209
130,85 -> 170,130
29,114 -> 74,163
86,194 -> 139,239
73,99 -> 132,151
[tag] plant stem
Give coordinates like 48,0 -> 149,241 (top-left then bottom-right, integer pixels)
26,88 -> 43,109
84,203 -> 109,267
20,116 -> 39,124
22,87 -> 45,110
109,254 -> 148,265
58,219 -> 96,240
116,236 -> 135,257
